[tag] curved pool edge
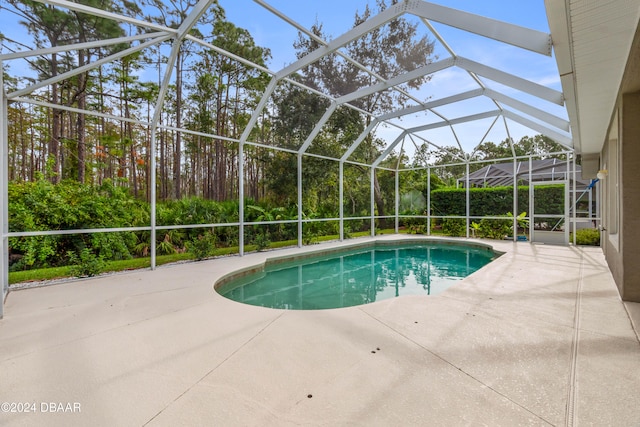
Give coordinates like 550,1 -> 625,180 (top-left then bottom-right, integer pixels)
212,236 -> 503,296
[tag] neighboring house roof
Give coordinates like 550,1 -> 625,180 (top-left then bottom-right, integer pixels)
458,158 -> 592,188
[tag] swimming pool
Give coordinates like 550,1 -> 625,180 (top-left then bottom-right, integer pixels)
216,240 -> 498,310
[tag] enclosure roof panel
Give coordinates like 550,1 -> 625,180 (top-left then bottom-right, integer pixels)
0,0 -> 576,164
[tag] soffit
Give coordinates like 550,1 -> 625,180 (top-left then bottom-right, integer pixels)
546,0 -> 640,154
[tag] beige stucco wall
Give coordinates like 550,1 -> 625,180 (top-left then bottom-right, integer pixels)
620,91 -> 640,301
601,130 -> 621,292
600,20 -> 640,302
602,91 -> 640,302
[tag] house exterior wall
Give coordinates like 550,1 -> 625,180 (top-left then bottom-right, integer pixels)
620,91 -> 640,301
602,47 -> 640,302
601,121 -> 623,291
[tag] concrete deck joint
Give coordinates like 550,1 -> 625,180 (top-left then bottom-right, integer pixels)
142,311 -> 286,426
565,250 -> 583,427
623,302 -> 640,343
360,305 -> 556,425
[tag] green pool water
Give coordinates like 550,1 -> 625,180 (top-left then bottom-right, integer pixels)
217,242 -> 497,310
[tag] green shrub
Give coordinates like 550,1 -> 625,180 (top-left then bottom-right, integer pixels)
303,230 -> 319,245
574,228 -> 600,246
9,179 -> 145,268
253,232 -> 271,251
442,218 -> 466,237
401,217 -> 428,234
476,217 -> 512,240
67,248 -> 106,277
187,232 -> 218,260
154,232 -> 179,255
411,223 -> 428,234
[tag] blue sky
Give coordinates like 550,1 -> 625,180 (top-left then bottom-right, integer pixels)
218,1 -> 567,155
1,0 -> 567,157
222,0 -> 552,68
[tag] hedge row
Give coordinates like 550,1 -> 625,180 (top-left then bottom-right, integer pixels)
430,185 -> 564,216
8,180 -> 567,271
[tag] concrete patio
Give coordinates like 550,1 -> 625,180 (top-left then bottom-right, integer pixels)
1,236 -> 639,426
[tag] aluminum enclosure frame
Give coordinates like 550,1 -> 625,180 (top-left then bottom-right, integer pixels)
0,0 -> 575,318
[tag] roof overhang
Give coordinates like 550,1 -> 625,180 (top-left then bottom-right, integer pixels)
545,0 -> 640,155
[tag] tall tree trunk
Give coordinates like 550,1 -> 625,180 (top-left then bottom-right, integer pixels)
145,97 -> 152,202
20,106 -> 27,181
97,62 -> 106,186
174,50 -> 183,199
50,55 -> 61,183
122,66 -> 138,198
206,140 -> 212,199
76,51 -> 87,183
29,114 -> 35,181
160,130 -> 166,200
129,124 -> 138,197
214,76 -> 226,201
